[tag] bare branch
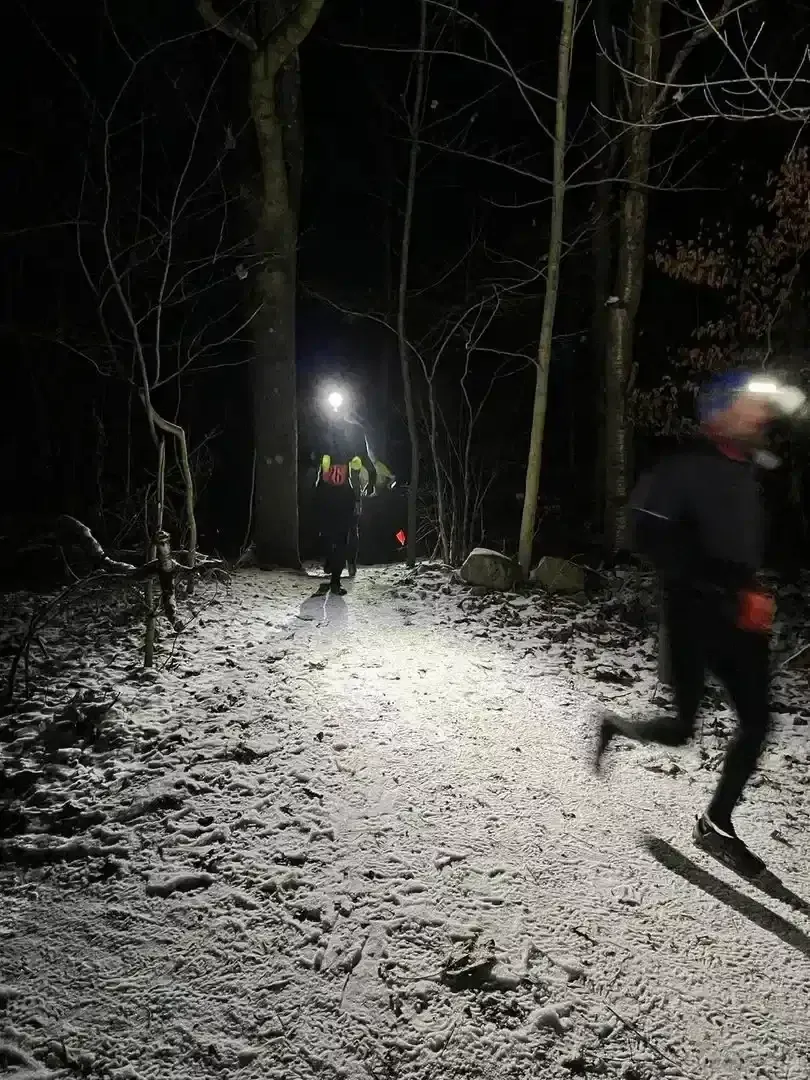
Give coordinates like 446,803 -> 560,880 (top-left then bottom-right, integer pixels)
262,0 -> 328,71
651,0 -> 737,115
152,49 -> 232,386
598,2 -> 810,127
197,0 -> 258,51
425,0 -> 555,139
142,398 -> 198,570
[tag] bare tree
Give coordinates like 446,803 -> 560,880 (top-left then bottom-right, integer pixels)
589,0 -> 616,520
71,20 -> 251,662
431,304 -> 530,562
517,0 -> 577,576
407,274 -> 535,563
598,0 -> 751,551
395,0 -> 429,569
606,4 -> 810,126
602,0 -> 663,552
199,0 -> 327,568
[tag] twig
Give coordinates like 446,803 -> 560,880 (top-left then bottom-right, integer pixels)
242,447 -> 256,555
780,642 -> 810,670
4,572 -> 107,702
339,933 -> 370,1008
434,1014 -> 461,1064
603,1002 -> 692,1076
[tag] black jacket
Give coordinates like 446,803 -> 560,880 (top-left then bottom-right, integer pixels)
630,438 -> 764,593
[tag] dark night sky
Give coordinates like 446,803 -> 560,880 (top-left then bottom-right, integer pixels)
1,0 -> 804,552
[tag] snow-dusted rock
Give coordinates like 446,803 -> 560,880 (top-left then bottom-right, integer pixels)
458,547 -> 518,591
530,555 -> 585,593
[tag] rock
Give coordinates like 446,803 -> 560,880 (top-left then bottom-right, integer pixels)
458,548 -> 518,592
530,556 -> 585,594
561,1052 -> 588,1075
508,595 -> 531,608
528,1005 -> 567,1035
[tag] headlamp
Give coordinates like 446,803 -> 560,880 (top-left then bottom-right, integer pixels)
325,390 -> 345,414
745,376 -> 807,419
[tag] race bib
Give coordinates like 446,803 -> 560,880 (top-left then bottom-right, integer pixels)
324,464 -> 348,486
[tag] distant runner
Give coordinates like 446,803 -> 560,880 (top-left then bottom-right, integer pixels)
316,406 -> 376,596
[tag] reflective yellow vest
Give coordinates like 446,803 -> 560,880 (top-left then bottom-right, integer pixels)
320,454 -> 394,489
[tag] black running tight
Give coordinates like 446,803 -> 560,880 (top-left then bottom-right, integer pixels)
617,589 -> 770,829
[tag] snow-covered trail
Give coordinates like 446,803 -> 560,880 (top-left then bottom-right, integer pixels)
4,566 -> 810,1080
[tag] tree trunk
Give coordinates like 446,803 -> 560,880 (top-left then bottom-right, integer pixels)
517,0 -> 576,576
251,55 -> 301,568
590,0 -> 614,533
377,337 -> 392,462
377,195 -> 396,463
247,1 -> 325,568
194,2 -> 324,567
396,0 -> 428,569
426,383 -> 449,562
603,0 -> 662,553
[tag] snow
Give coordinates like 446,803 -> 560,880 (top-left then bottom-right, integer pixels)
3,563 -> 810,1078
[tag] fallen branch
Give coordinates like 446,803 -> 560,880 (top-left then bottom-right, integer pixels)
57,514 -> 138,572
134,553 -> 224,579
603,1002 -> 691,1076
0,513 -> 136,573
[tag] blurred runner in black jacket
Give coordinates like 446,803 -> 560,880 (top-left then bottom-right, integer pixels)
595,370 -> 779,878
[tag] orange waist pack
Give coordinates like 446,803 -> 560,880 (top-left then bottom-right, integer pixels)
737,589 -> 775,633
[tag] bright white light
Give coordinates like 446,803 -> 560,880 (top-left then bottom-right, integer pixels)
746,377 -> 807,416
746,379 -> 780,396
327,391 -> 344,411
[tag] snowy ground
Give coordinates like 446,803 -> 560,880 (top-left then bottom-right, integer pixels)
3,564 -> 810,1080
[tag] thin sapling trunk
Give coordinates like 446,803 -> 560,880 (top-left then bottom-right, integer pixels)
517,0 -> 576,576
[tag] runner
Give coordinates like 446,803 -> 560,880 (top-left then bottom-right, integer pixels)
594,370 -> 784,878
316,400 -> 376,595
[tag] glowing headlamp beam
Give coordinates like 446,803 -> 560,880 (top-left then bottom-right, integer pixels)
327,391 -> 344,411
745,377 -> 806,417
746,379 -> 780,396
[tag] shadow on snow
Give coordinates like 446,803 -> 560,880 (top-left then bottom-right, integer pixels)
643,833 -> 810,960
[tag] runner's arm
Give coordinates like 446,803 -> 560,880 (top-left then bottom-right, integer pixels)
356,431 -> 377,493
